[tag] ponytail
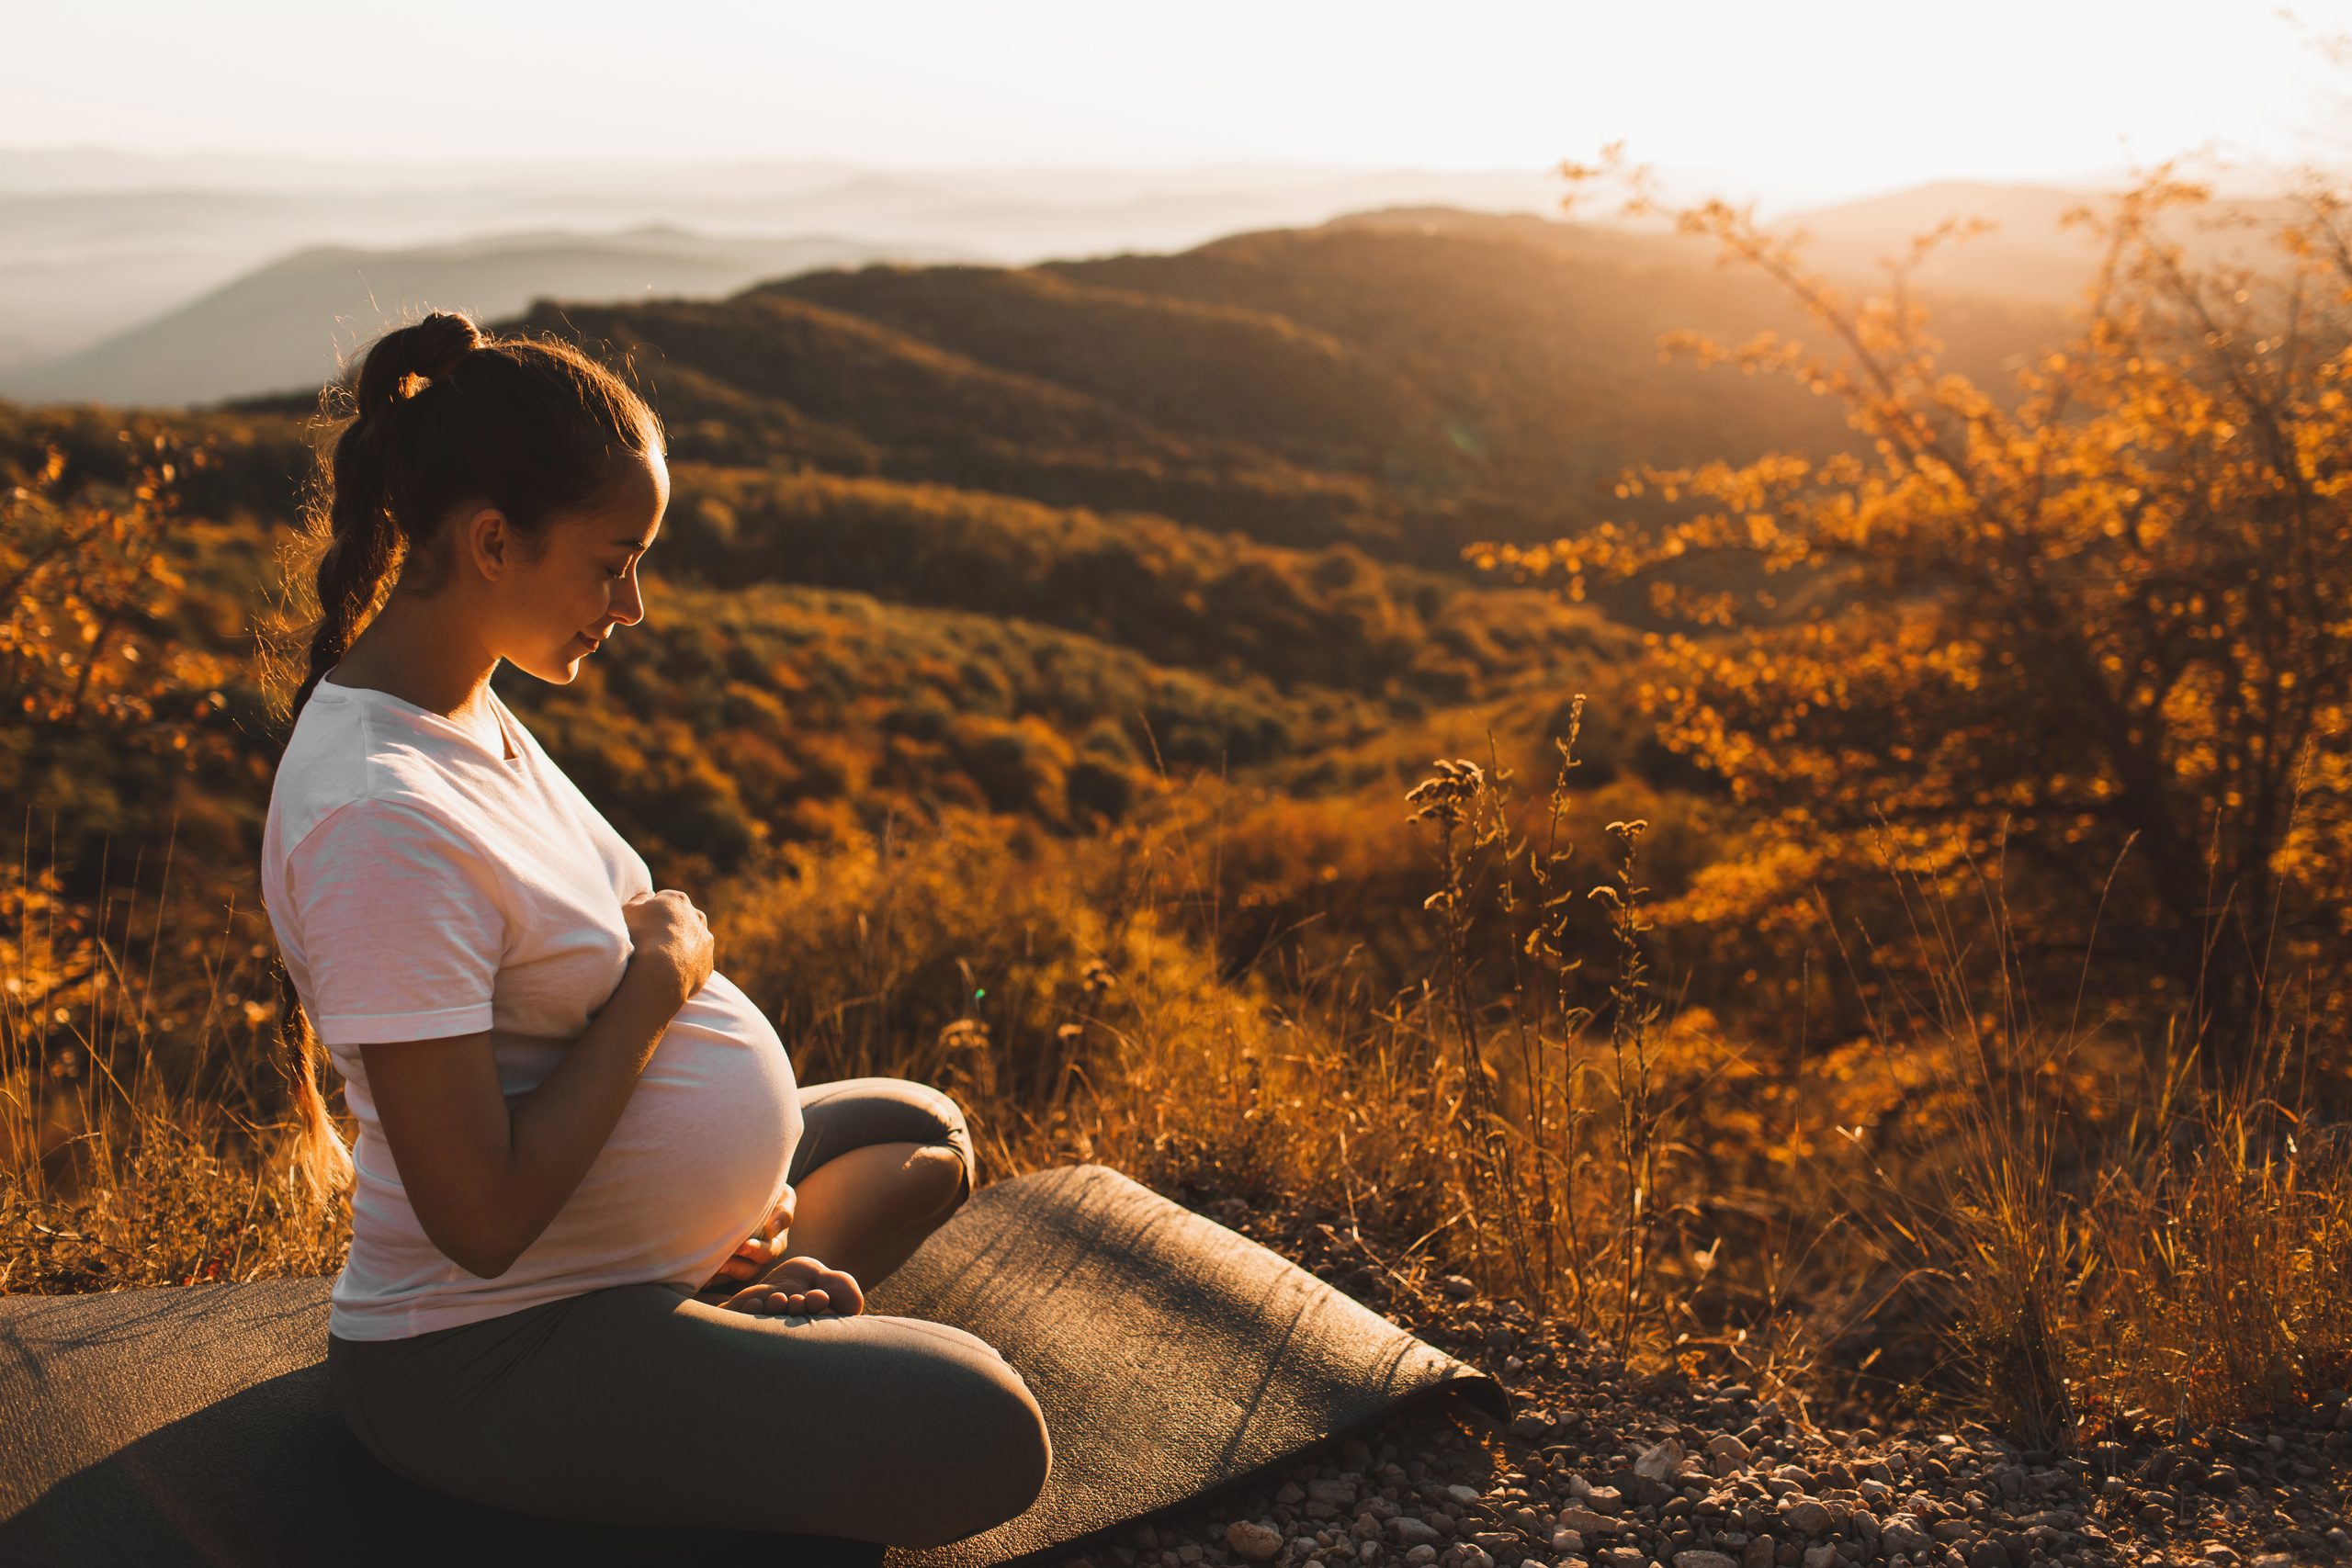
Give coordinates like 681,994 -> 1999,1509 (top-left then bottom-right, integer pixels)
262,309 -> 663,1203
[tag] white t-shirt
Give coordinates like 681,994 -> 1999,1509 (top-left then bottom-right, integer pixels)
259,668 -> 803,1341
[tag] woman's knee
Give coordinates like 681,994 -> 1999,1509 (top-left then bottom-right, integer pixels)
905,1141 -> 971,1220
881,1078 -> 976,1212
797,1077 -> 977,1192
892,1347 -> 1051,1547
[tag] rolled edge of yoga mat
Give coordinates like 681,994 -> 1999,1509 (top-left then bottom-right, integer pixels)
867,1163 -> 1510,1568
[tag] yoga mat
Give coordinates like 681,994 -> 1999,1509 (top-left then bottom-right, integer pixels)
0,1163 -> 1506,1566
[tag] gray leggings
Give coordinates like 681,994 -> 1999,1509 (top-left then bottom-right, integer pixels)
325,1077 -> 1051,1551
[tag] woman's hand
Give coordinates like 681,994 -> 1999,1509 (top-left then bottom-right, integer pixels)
622,888 -> 715,1002
697,1181 -> 797,1294
715,1256 -> 865,1318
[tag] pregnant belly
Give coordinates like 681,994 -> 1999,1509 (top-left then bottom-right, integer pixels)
494,972 -> 805,1280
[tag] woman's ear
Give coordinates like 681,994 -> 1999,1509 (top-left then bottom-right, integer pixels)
455,502 -> 518,581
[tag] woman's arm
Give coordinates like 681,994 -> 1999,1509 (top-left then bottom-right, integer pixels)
356,890 -> 714,1280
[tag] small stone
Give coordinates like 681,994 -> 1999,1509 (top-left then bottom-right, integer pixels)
1224,1521 -> 1282,1562
1439,1274 -> 1477,1299
1638,1438 -> 1689,1481
1391,1517 -> 1443,1548
1708,1435 -> 1753,1476
1803,1547 -> 1838,1568
1880,1515 -> 1935,1557
1676,1553 -> 1738,1568
1779,1500 -> 1833,1538
1446,1483 -> 1483,1506
1307,1478 -> 1355,1506
1511,1412 -> 1555,1441
1559,1507 -> 1616,1536
1554,1529 -> 1588,1555
1741,1535 -> 1776,1568
1966,1544 -> 2007,1568
1405,1548 -> 1439,1567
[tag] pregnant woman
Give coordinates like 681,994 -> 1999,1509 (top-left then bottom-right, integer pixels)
257,310 -> 1050,1549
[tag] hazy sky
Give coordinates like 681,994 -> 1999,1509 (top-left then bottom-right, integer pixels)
13,1 -> 2349,202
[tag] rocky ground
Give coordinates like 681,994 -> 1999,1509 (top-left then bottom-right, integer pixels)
1048,1192 -> 2352,1568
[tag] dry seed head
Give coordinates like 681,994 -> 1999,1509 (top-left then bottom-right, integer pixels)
1407,758 -> 1487,824
937,1017 -> 990,1052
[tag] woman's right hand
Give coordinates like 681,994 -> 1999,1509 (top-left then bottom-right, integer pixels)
622,888 -> 715,1002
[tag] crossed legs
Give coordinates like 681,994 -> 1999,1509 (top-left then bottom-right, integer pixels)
323,1077 -> 1046,1550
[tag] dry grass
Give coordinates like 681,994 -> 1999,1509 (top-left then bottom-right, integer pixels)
1,827 -> 347,1293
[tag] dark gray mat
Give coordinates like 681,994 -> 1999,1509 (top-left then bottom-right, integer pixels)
0,1162 -> 1506,1566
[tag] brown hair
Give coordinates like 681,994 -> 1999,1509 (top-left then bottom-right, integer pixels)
263,309 -> 664,1201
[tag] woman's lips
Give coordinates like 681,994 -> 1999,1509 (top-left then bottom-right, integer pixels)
575,633 -> 602,653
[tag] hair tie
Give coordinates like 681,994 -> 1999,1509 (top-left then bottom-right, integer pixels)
368,312 -> 481,418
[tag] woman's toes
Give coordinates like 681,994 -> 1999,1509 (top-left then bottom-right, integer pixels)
820,1266 -> 865,1315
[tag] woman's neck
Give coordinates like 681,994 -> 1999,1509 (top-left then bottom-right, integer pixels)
323,591 -> 500,725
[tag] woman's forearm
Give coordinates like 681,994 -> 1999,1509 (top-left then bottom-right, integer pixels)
477,958 -> 691,1276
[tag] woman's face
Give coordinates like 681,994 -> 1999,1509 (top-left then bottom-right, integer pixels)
496,446 -> 669,683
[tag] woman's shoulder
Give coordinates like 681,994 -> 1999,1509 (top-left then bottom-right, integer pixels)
266,692 -> 483,865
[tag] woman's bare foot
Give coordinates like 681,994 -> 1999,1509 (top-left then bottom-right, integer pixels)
716,1255 -> 865,1318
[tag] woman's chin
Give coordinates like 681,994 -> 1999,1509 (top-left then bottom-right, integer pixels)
510,653 -> 584,684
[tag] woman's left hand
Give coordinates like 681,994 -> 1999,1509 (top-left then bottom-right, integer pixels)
697,1181 -> 797,1295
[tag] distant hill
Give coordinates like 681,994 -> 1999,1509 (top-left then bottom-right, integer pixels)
1039,210 -> 1879,506
0,187 -> 322,367
0,226 -> 973,407
1763,179 -> 2312,305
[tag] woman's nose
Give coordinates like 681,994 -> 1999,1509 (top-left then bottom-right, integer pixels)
611,571 -> 647,626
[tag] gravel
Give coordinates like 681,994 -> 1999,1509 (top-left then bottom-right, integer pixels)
1043,1190 -> 2352,1568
